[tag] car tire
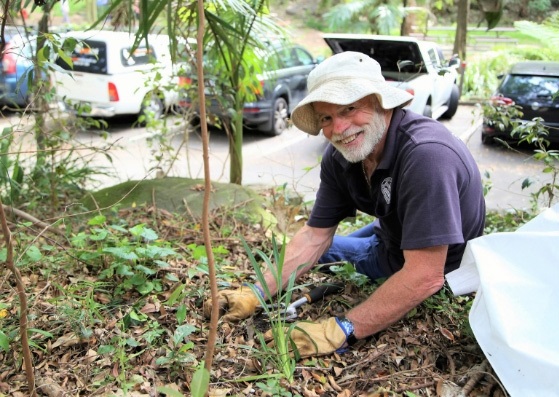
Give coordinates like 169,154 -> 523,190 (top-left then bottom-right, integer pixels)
441,84 -> 460,120
481,133 -> 494,145
423,104 -> 433,118
261,97 -> 289,136
140,93 -> 165,122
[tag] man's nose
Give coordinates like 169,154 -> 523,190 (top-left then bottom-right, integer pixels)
331,116 -> 350,135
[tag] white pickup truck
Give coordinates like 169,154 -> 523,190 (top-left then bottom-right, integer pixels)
323,33 -> 461,120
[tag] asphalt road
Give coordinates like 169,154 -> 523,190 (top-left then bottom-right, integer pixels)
3,103 -> 552,212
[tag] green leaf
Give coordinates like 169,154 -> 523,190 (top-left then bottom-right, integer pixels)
25,246 -> 42,262
521,178 -> 533,189
166,283 -> 185,306
116,264 -> 134,276
176,304 -> 187,325
130,224 -> 158,241
88,215 -> 106,226
136,281 -> 154,295
0,331 -> 10,352
156,260 -> 171,268
103,247 -> 139,260
28,328 -> 54,339
98,345 -> 115,355
190,367 -> 210,397
173,324 -> 197,345
56,47 -> 73,69
156,386 -> 185,397
165,273 -> 179,282
135,264 -> 156,275
90,229 -> 109,241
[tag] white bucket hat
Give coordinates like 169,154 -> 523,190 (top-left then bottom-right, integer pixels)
291,51 -> 413,135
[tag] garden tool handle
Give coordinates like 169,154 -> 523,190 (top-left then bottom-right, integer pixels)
304,282 -> 344,304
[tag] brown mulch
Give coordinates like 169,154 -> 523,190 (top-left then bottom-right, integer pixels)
0,203 -> 506,397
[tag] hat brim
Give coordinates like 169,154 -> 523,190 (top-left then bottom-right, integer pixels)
291,79 -> 413,135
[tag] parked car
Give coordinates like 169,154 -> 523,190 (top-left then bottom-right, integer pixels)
322,33 -> 461,120
0,27 -> 37,107
52,30 -> 185,121
190,42 -> 322,136
481,61 -> 559,145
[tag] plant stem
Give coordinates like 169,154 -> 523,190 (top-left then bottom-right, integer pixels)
0,198 -> 37,397
196,0 -> 218,374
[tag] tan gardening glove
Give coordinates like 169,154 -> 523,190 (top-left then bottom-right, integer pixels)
204,285 -> 262,322
264,317 -> 349,359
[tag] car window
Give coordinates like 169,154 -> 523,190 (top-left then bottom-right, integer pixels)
56,39 -> 108,74
292,47 -> 314,66
500,75 -> 559,103
427,48 -> 440,68
56,39 -> 158,74
120,46 -> 157,66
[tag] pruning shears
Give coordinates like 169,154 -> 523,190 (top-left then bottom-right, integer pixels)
264,282 -> 344,321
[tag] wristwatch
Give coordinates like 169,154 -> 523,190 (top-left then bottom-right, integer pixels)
336,316 -> 358,346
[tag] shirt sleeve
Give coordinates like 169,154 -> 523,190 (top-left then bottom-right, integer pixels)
396,141 -> 470,250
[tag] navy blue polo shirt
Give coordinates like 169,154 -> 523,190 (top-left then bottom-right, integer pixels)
308,108 -> 486,275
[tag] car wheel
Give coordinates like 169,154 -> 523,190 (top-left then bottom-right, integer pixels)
441,84 -> 460,120
261,97 -> 288,136
423,104 -> 433,118
140,93 -> 165,121
481,133 -> 494,145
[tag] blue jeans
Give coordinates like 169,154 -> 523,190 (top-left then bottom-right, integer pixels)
318,223 -> 387,281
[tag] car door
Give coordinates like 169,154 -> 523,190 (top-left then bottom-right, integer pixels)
288,46 -> 316,107
274,46 -> 316,112
426,46 -> 453,111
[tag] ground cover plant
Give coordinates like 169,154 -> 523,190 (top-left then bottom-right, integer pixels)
1,191 -> 518,396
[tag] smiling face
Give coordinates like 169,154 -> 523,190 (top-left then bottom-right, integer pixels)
313,95 -> 391,163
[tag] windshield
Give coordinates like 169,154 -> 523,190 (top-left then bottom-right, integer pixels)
499,74 -> 559,104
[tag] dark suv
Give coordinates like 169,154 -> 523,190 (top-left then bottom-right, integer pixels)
482,61 -> 559,145
197,43 -> 321,136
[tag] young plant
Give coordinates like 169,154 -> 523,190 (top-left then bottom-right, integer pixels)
512,118 -> 559,208
241,235 -> 299,383
70,215 -> 183,295
480,96 -> 524,138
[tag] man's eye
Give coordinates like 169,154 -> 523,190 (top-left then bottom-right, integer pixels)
319,116 -> 331,125
341,105 -> 358,115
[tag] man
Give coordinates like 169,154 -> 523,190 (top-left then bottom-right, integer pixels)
205,51 -> 485,358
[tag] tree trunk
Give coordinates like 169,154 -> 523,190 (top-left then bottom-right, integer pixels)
453,0 -> 469,61
400,0 -> 417,36
228,88 -> 244,184
228,116 -> 243,184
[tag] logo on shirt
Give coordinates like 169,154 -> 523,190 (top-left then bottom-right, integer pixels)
381,177 -> 392,204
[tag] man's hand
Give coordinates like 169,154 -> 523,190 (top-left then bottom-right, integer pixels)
204,285 -> 261,322
264,317 -> 348,358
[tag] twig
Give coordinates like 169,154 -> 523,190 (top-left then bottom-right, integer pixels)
0,199 -> 37,397
1,204 -> 65,236
462,359 -> 488,395
338,364 -> 435,387
434,338 -> 456,375
395,381 -> 436,393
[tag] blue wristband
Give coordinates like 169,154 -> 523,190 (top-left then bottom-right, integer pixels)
335,316 -> 357,353
242,283 -> 265,299
335,316 -> 354,338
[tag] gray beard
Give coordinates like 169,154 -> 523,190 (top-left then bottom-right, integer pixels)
333,115 -> 387,163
